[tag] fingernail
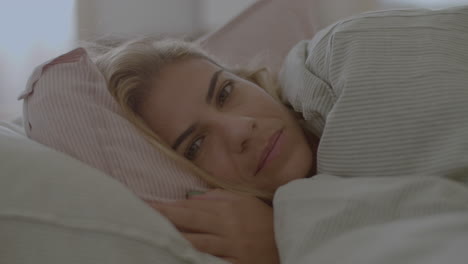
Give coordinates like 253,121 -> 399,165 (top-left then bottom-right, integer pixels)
186,190 -> 206,199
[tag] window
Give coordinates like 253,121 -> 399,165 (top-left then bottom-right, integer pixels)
0,0 -> 75,120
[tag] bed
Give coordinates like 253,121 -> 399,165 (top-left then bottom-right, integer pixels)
2,1 -> 468,264
1,1 -> 316,263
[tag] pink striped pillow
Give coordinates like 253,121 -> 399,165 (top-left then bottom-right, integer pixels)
20,0 -> 318,201
20,48 -> 209,201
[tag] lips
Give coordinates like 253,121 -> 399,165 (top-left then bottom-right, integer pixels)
255,129 -> 283,175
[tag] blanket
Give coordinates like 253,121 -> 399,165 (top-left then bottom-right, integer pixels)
274,174 -> 468,264
275,6 -> 468,263
279,6 -> 468,178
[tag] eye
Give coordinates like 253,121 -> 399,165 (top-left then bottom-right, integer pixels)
185,136 -> 205,161
217,80 -> 234,107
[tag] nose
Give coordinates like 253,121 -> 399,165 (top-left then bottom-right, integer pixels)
213,114 -> 256,153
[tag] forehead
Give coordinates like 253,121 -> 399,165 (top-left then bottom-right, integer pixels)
140,58 -> 221,144
157,58 -> 220,88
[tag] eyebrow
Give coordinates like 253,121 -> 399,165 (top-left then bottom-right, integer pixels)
171,69 -> 223,151
171,122 -> 198,150
205,69 -> 223,104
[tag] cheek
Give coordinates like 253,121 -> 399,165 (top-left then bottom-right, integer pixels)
252,94 -> 286,118
196,145 -> 240,183
286,131 -> 314,178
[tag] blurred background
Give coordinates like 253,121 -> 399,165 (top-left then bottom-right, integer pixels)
1,0 -> 468,120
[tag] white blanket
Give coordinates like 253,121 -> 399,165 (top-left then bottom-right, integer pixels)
274,174 -> 468,264
275,6 -> 468,264
279,6 -> 468,178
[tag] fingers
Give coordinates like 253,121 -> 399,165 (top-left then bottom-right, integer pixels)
188,189 -> 246,201
183,233 -> 230,257
146,192 -> 278,264
174,199 -> 237,215
183,233 -> 241,264
151,203 -> 221,234
148,199 -> 226,216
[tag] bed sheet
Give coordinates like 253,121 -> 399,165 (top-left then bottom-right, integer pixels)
274,174 -> 468,264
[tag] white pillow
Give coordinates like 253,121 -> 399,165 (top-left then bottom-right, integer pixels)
0,124 -> 224,264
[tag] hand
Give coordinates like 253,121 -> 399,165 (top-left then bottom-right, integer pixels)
147,189 -> 279,264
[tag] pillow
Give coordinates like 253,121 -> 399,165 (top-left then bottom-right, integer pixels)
20,48 -> 210,201
20,0 -> 319,201
0,124 -> 224,263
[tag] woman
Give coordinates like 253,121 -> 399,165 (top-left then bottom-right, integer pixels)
89,38 -> 316,263
88,6 -> 468,264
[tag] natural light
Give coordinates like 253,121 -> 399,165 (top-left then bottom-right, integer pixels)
1,0 -> 467,120
0,0 -> 75,119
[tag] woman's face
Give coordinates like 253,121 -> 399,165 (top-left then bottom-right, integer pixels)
139,58 -> 315,193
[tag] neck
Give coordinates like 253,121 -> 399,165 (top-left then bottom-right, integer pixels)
303,128 -> 319,177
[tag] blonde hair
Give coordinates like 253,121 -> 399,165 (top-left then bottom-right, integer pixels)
85,36 -> 286,201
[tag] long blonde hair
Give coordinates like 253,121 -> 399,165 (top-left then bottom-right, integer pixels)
85,36 -> 289,201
